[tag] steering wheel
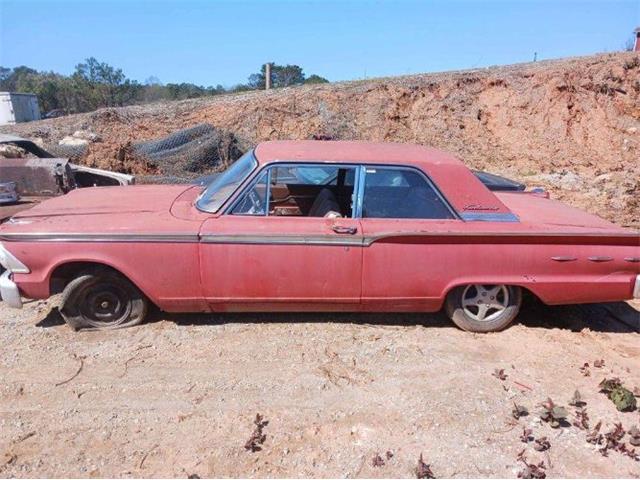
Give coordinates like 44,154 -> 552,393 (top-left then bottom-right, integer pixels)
235,188 -> 264,214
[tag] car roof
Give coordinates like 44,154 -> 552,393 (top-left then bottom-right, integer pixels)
255,140 -> 462,167
254,140 -> 513,217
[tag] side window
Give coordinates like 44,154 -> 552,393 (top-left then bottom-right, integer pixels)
231,164 -> 357,218
231,171 -> 268,215
362,168 -> 454,219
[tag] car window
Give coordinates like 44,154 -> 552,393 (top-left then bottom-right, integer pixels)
231,171 -> 268,215
362,167 -> 455,219
196,150 -> 257,212
272,166 -> 337,185
231,164 -> 357,218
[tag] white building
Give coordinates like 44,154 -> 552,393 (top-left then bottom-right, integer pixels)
0,92 -> 41,125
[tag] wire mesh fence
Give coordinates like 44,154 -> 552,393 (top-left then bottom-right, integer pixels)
131,124 -> 249,177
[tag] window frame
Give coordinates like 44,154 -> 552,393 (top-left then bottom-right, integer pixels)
223,161 -> 459,221
224,161 -> 363,219
195,150 -> 258,214
357,164 -> 460,220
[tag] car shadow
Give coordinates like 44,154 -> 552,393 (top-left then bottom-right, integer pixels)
150,308 -> 453,328
34,297 -> 638,333
516,297 -> 639,333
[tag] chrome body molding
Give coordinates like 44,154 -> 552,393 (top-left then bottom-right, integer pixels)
0,233 -> 200,243
551,256 -> 577,262
0,270 -> 22,309
460,212 -> 520,222
624,257 -> 640,263
201,234 -> 362,246
587,256 -> 613,262
0,230 -> 638,247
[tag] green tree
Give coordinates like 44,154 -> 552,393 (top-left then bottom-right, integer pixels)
247,63 -> 310,89
304,74 -> 329,84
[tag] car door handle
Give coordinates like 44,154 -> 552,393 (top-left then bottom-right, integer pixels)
332,225 -> 358,235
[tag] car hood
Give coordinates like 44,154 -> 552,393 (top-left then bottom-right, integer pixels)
0,185 -> 204,239
11,185 -> 191,219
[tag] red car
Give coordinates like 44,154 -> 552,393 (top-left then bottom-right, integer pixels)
1,141 -> 638,332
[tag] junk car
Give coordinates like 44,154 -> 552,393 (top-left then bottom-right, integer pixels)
0,141 -> 638,332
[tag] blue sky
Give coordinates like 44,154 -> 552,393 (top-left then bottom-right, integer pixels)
1,0 -> 638,86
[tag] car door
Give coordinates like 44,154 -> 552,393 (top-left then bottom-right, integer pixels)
199,163 -> 363,310
358,165 -> 461,310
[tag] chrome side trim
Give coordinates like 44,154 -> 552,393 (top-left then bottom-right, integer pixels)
587,256 -> 613,262
201,234 -> 363,246
1,230 -> 638,246
0,270 -> 22,309
460,212 -> 520,222
0,233 -> 200,243
624,257 -> 640,263
551,256 -> 577,262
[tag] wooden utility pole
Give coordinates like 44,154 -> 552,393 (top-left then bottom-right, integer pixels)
265,63 -> 272,90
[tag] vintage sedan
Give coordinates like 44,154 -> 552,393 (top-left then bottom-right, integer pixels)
0,141 -> 638,332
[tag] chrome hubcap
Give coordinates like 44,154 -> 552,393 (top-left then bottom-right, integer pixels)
461,284 -> 509,322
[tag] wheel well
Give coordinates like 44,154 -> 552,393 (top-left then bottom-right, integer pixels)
50,262 -> 125,295
443,283 -> 542,303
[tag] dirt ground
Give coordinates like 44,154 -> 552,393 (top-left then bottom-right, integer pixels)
1,297 -> 639,478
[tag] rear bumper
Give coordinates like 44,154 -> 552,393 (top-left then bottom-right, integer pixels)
634,275 -> 640,299
0,270 -> 23,308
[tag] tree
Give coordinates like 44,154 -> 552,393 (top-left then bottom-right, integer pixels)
71,57 -> 141,110
247,63 -> 308,89
0,60 -> 327,114
304,74 -> 329,84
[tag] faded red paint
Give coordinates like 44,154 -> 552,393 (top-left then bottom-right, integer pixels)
1,141 -> 638,313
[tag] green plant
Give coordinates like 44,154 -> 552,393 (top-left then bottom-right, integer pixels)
539,398 -> 568,428
599,378 -> 638,412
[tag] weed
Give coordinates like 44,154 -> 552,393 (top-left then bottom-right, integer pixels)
493,368 -> 507,381
569,390 -> 586,408
415,453 -> 435,479
533,437 -> 550,452
539,398 -> 569,428
573,407 -> 590,430
244,414 -> 269,452
517,450 -> 546,479
512,403 -> 529,419
579,363 -> 591,377
520,428 -> 534,443
599,378 -> 637,412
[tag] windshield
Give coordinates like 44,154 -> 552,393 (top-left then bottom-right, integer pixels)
196,150 -> 257,212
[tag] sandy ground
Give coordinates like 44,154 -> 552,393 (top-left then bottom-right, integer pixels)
1,297 -> 639,478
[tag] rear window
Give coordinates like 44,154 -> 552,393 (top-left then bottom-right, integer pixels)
362,167 -> 455,219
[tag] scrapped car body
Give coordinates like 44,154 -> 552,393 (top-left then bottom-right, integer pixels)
0,134 -> 134,196
0,141 -> 638,332
0,181 -> 19,204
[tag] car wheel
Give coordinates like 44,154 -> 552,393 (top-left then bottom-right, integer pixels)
445,284 -> 522,332
60,268 -> 148,331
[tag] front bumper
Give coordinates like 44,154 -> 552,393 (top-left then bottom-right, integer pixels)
634,275 -> 640,299
0,270 -> 22,308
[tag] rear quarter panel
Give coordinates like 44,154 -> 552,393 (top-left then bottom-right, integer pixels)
361,219 -> 640,308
